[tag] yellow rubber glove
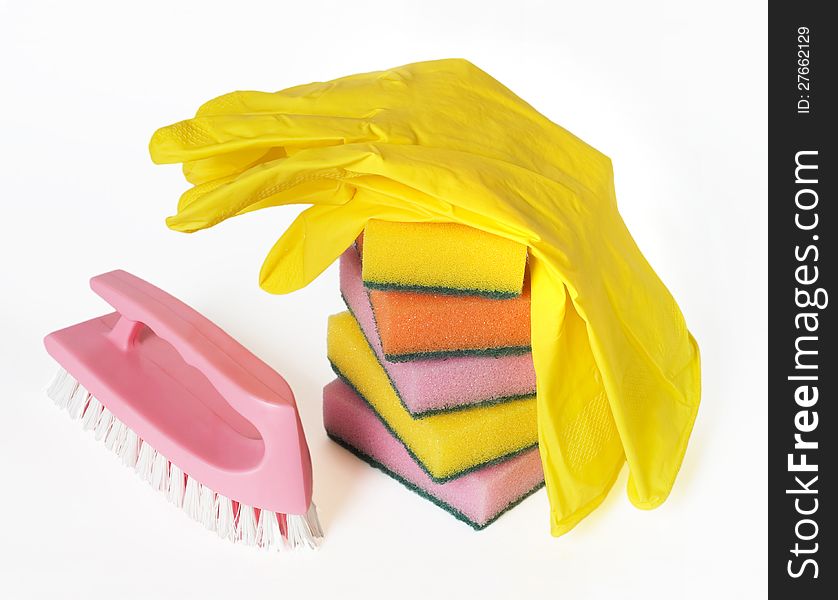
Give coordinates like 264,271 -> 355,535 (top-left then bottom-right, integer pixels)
150,59 -> 700,536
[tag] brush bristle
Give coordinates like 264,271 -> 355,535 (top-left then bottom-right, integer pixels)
236,505 -> 257,546
46,367 -> 323,551
168,463 -> 186,508
256,509 -> 284,551
183,475 -> 201,518
136,442 -> 156,483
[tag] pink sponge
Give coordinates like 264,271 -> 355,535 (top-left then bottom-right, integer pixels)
339,248 -> 536,416
323,379 -> 544,529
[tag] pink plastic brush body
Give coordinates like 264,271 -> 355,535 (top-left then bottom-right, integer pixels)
44,270 -> 313,515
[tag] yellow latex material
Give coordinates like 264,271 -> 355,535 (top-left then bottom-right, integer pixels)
150,59 -> 701,536
327,311 -> 537,480
362,220 -> 527,297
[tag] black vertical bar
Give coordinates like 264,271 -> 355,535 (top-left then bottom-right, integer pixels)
769,3 -> 833,597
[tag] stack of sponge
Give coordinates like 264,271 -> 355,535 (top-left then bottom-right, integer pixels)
323,220 -> 543,529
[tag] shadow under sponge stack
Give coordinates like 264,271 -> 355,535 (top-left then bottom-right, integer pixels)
323,220 -> 544,529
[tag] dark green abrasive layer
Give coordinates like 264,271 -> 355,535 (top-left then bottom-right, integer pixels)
363,279 -> 521,300
384,345 -> 531,363
327,432 -> 545,530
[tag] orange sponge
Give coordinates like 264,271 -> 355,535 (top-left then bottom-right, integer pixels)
369,273 -> 531,362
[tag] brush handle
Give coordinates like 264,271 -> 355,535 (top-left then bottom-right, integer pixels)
90,270 -> 295,415
45,270 -> 313,514
73,270 -> 314,514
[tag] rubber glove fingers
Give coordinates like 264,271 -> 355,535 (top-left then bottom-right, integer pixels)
530,257 -> 626,535
181,146 -> 288,187
165,144 -> 372,232
150,113 -> 384,165
193,68 -> 407,117
259,202 -> 368,294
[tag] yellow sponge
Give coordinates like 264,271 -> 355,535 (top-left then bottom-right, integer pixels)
361,220 -> 528,298
327,311 -> 537,481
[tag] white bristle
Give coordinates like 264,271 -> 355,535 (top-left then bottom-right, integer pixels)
46,368 -> 68,399
255,510 -> 284,551
114,422 -> 129,455
67,384 -> 90,420
215,495 -> 235,540
93,408 -> 113,441
168,464 -> 185,508
104,419 -> 127,454
183,476 -> 201,520
103,417 -> 121,449
199,486 -> 217,531
120,428 -> 140,468
306,502 -> 324,539
45,368 -> 322,552
48,369 -> 78,409
150,451 -> 169,493
286,509 -> 320,550
47,369 -> 72,405
81,396 -> 103,431
237,505 -> 257,546
136,442 -> 156,482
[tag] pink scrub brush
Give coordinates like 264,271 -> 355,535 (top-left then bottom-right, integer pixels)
44,270 -> 322,551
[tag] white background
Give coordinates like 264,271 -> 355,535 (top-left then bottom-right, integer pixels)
0,1 -> 766,598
